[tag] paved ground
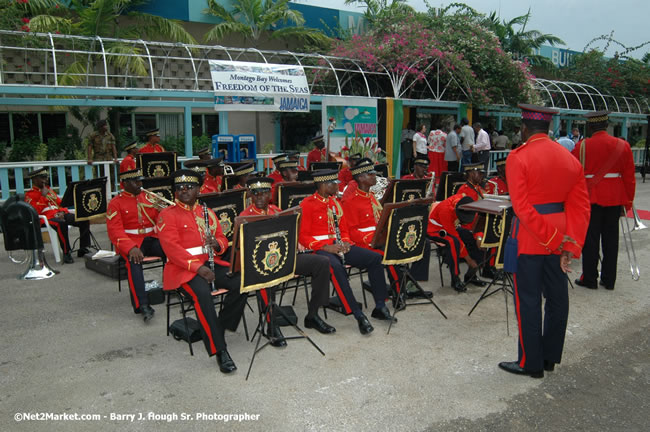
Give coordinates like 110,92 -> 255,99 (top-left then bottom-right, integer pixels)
1,173 -> 648,432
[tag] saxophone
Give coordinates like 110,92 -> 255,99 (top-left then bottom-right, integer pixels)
202,203 -> 216,292
331,210 -> 346,265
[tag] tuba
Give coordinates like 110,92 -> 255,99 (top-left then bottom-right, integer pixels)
370,176 -> 389,201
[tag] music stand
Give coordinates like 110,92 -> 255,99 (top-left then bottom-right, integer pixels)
229,209 -> 325,380
138,151 -> 177,178
374,163 -> 389,178
380,178 -> 430,206
370,198 -> 447,333
274,182 -> 317,210
435,171 -> 466,201
460,197 -> 514,334
61,177 -> 107,251
199,189 -> 246,247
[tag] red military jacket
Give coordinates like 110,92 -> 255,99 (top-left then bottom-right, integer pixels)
485,176 -> 508,195
338,167 -> 353,192
106,191 -> 159,256
307,148 -> 325,169
268,170 -> 283,184
138,143 -> 165,153
341,188 -> 382,248
157,200 -> 229,291
299,192 -> 351,250
119,154 -> 137,173
25,186 -> 69,219
507,133 -> 590,258
571,130 -> 635,209
200,171 -> 222,195
457,182 -> 485,201
401,173 -> 431,180
341,180 -> 358,203
427,194 -> 469,258
241,203 -> 281,217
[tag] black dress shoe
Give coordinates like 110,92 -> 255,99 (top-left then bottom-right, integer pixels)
268,326 -> 287,347
304,315 -> 336,334
464,275 -> 486,287
481,266 -> 497,279
77,247 -> 90,258
141,305 -> 155,322
216,350 -> 237,374
451,277 -> 467,293
599,280 -> 614,290
498,361 -> 544,378
575,278 -> 597,289
63,252 -> 74,264
543,360 -> 555,372
356,315 -> 374,335
371,306 -> 397,322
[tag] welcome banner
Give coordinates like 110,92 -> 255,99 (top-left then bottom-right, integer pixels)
209,60 -> 310,112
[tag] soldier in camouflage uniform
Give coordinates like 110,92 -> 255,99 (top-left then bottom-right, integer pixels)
87,119 -> 117,165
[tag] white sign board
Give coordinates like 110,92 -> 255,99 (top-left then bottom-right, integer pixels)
209,60 -> 310,112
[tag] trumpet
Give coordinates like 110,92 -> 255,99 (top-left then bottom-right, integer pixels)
141,188 -> 175,209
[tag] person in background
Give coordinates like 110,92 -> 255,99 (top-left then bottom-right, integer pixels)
119,140 -> 139,173
427,126 -> 447,181
139,129 -> 165,153
511,126 -> 522,149
87,119 -> 117,166
459,118 -> 475,168
556,130 -> 575,152
197,147 -> 212,160
306,135 -> 326,169
571,127 -> 583,144
412,124 -> 429,163
473,122 -> 491,173
444,124 -> 462,172
493,130 -> 510,150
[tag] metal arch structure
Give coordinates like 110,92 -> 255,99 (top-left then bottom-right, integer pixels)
533,78 -> 649,114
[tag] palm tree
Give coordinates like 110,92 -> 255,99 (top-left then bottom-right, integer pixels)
343,0 -> 415,30
203,0 -> 330,49
26,0 -> 197,84
482,10 -> 565,71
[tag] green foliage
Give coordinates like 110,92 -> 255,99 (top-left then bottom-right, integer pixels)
34,142 -> 48,161
260,142 -> 275,154
9,136 -> 41,162
160,135 -> 185,155
341,131 -> 386,163
203,0 -> 331,49
634,138 -> 645,148
192,135 -> 212,153
0,141 -> 6,161
46,125 -> 83,160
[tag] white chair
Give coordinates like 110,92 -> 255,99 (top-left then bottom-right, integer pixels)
39,215 -> 61,264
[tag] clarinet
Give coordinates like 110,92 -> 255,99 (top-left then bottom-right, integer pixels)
331,211 -> 346,265
202,203 -> 216,292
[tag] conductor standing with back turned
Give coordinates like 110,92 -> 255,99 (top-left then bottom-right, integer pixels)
499,104 -> 590,378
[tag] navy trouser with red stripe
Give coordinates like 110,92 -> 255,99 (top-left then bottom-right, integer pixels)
256,253 -> 331,321
513,254 -> 569,372
581,204 -> 621,287
47,213 -> 90,254
316,245 -> 387,317
180,264 -> 247,356
122,237 -> 166,313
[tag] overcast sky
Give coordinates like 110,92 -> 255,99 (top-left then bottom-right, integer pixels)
302,0 -> 649,59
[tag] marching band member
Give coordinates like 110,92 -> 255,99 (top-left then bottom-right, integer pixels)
300,169 -> 395,335
457,163 -> 486,200
138,129 -> 165,153
402,155 -> 432,180
197,146 -> 212,160
25,167 -> 91,264
227,163 -> 255,190
338,153 -> 361,192
571,111 -> 636,290
106,168 -> 165,322
286,150 -> 307,171
157,169 -> 247,374
270,159 -> 299,204
306,134 -> 326,169
499,104 -> 590,378
199,158 -> 224,195
427,194 -> 482,292
269,154 -> 288,184
485,158 -> 508,195
119,140 -> 139,173
241,177 -> 336,344
342,158 -> 432,299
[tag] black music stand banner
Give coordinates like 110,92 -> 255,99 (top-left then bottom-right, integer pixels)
436,171 -> 465,201
493,208 -> 513,269
238,213 -> 299,293
69,177 -> 107,221
374,163 -> 389,178
382,203 -> 428,265
199,190 -> 246,245
276,182 -> 317,210
382,179 -> 430,205
138,151 -> 177,178
141,176 -> 173,204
